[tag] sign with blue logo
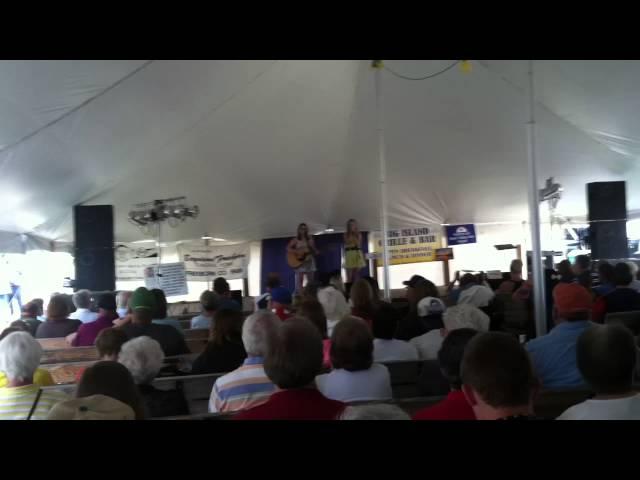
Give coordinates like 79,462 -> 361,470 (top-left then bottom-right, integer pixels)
446,224 -> 477,245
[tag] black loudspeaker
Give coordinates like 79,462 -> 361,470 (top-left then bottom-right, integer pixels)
590,221 -> 628,260
73,205 -> 115,291
587,181 -> 626,222
587,182 -> 628,260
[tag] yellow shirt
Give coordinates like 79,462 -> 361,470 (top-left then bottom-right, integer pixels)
0,368 -> 55,388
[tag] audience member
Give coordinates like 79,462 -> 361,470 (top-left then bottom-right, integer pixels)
372,308 -> 418,362
0,327 -> 54,387
69,290 -> 98,324
461,332 -> 539,420
316,316 -> 392,402
396,275 -> 443,340
191,290 -> 221,330
526,283 -> 593,388
573,254 -> 592,289
0,332 -> 68,420
301,281 -> 321,302
626,261 -> 640,293
317,282 -> 350,337
35,294 -> 82,339
116,291 -> 132,318
270,287 -> 293,321
31,298 -> 45,322
48,361 -> 145,420
69,293 -> 119,347
119,336 -> 188,418
191,309 -> 247,374
340,404 -> 410,420
150,289 -> 183,334
297,299 -> 332,368
74,327 -> 129,382
18,302 -> 41,336
119,287 -> 189,357
592,262 -> 640,322
349,278 -> 376,328
592,262 -> 615,297
235,318 -> 346,420
209,311 -> 280,413
558,324 -> 640,420
329,270 -> 346,296
410,304 -> 489,360
556,260 -> 576,284
255,273 -> 281,311
497,260 -> 525,294
413,328 -> 478,420
457,274 -> 495,308
213,277 -> 241,311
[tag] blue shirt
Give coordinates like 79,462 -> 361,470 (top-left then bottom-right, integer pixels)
190,314 -> 212,330
593,283 -> 615,297
525,321 -> 593,389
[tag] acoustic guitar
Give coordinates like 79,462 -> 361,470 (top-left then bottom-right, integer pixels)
287,247 -> 313,269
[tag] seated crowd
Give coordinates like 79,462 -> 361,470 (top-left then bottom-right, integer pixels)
1,253 -> 640,420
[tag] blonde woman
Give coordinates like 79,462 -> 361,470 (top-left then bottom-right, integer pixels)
344,219 -> 366,283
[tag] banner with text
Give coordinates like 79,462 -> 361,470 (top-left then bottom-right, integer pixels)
115,243 -> 158,281
178,243 -> 249,281
373,227 -> 442,266
144,262 -> 188,297
446,224 -> 477,245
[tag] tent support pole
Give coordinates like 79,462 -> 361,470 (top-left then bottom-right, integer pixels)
526,60 -> 547,337
374,61 -> 391,301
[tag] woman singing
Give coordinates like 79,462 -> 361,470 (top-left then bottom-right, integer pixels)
288,223 -> 319,293
344,219 -> 366,283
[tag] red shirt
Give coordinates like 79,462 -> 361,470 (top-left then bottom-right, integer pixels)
273,306 -> 293,321
234,388 -> 345,420
412,390 -> 476,420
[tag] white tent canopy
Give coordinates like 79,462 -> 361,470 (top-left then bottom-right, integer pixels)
0,60 -> 638,245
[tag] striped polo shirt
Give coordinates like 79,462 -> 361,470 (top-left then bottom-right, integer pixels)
0,384 -> 68,420
209,356 -> 275,413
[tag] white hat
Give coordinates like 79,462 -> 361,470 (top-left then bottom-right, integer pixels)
417,296 -> 446,317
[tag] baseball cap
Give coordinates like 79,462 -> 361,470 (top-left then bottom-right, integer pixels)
46,394 -> 135,420
417,296 -> 446,317
97,293 -> 117,311
403,275 -> 428,288
553,283 -> 593,317
130,287 -> 156,311
270,287 -> 292,305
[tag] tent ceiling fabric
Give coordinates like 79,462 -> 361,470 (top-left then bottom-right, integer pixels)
0,60 -> 638,244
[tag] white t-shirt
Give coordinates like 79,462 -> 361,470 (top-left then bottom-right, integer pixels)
315,363 -> 392,403
373,338 -> 419,363
410,329 -> 445,360
68,308 -> 99,324
557,393 -> 640,420
457,285 -> 495,308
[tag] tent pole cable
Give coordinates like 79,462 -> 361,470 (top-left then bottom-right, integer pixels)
526,60 -> 547,337
373,61 -> 391,301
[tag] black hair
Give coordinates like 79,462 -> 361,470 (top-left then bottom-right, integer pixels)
371,309 -> 397,340
597,262 -> 615,284
613,262 -> 633,287
150,289 -> 168,318
438,328 -> 479,389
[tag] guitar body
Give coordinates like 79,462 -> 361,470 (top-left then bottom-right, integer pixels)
287,248 -> 311,269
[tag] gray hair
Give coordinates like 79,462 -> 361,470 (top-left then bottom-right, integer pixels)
443,304 -> 490,332
73,289 -> 93,309
116,291 -> 132,309
340,404 -> 411,420
0,332 -> 43,382
118,336 -> 164,384
242,311 -> 280,356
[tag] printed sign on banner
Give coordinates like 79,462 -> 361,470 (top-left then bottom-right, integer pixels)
373,227 -> 441,266
144,262 -> 188,297
179,243 -> 249,281
446,224 -> 477,245
115,244 -> 158,281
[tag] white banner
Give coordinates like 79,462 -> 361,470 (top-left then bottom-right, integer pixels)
179,243 -> 249,281
144,262 -> 188,297
115,243 -> 158,281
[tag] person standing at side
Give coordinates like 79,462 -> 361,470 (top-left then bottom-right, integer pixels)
344,219 -> 366,284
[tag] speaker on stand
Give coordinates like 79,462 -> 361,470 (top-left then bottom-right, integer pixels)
73,205 -> 115,292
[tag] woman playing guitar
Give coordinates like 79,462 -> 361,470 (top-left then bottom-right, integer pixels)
344,218 -> 366,283
287,223 -> 319,293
